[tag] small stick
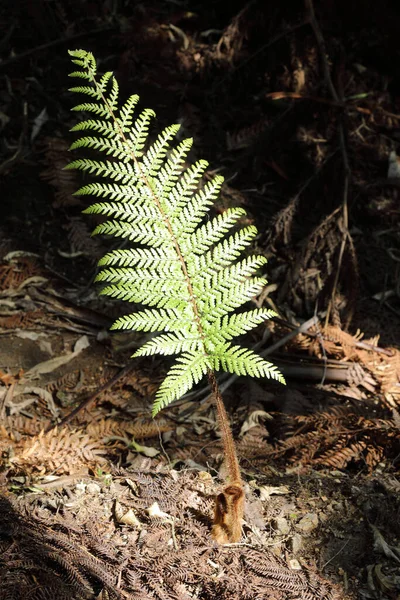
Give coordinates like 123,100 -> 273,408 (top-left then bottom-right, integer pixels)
304,0 -> 353,328
273,316 -> 394,357
45,363 -> 135,432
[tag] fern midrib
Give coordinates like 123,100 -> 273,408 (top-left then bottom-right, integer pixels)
88,64 -> 209,355
94,76 -> 239,480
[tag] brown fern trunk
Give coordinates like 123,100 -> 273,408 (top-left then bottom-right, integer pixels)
208,371 -> 244,544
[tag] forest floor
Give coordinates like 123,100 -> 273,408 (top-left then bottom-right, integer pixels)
0,1 -> 399,599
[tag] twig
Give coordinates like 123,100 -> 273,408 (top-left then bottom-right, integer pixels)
312,303 -> 328,385
321,538 -> 350,570
45,363 -> 135,432
266,91 -> 371,116
325,167 -> 350,327
273,316 -> 394,357
271,358 -> 376,390
304,0 -> 353,327
304,0 -> 338,102
169,519 -> 178,550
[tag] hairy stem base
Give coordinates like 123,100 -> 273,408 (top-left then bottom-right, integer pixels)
208,371 -> 244,543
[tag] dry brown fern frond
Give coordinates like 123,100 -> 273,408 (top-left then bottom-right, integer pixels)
244,548 -> 339,599
0,496 -> 124,600
311,324 -> 364,360
269,405 -> 399,472
237,433 -> 274,462
355,346 -> 400,408
116,369 -> 160,398
278,207 -> 359,324
40,137 -> 81,208
1,415 -> 47,437
276,430 -> 322,465
315,440 -> 367,469
0,256 -> 42,292
86,417 -> 173,442
3,414 -> 173,477
97,368 -> 161,411
10,427 -> 108,475
236,410 -> 274,464
1,470 -> 341,599
45,370 -> 82,394
267,196 -> 299,250
226,118 -> 269,151
0,309 -> 46,330
286,322 -> 400,406
166,443 -> 210,469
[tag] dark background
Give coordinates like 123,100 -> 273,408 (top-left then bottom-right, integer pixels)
1,0 -> 399,344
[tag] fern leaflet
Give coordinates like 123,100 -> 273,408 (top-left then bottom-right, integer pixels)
67,49 -> 284,416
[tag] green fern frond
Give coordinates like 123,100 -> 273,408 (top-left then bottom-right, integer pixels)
211,345 -> 281,378
152,352 -> 212,415
134,332 -> 203,357
68,49 -> 284,415
218,309 -> 276,339
112,308 -> 193,332
99,247 -> 179,269
65,158 -> 137,183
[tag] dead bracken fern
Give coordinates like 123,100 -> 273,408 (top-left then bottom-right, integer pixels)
110,367 -> 160,398
86,417 -> 173,441
0,472 -> 341,600
0,496 -> 122,600
0,309 -> 46,330
267,196 -> 299,249
355,346 -> 400,407
226,118 -> 269,151
277,207 -> 359,325
45,370 -> 82,394
270,405 -> 399,472
2,417 -> 173,476
303,323 -> 365,360
8,428 -> 108,474
0,415 -> 45,438
0,256 -> 42,292
289,322 -> 400,407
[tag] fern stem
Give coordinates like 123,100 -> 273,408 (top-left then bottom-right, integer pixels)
208,370 -> 244,543
207,370 -> 241,484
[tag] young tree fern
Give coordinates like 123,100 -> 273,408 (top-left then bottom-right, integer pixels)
67,49 -> 285,543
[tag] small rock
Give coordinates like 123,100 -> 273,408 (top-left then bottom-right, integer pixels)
289,558 -> 302,570
86,483 -> 101,494
75,482 -> 86,495
291,533 -> 303,554
275,517 -> 290,535
319,512 -> 328,523
296,513 -> 319,533
258,485 -> 290,501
